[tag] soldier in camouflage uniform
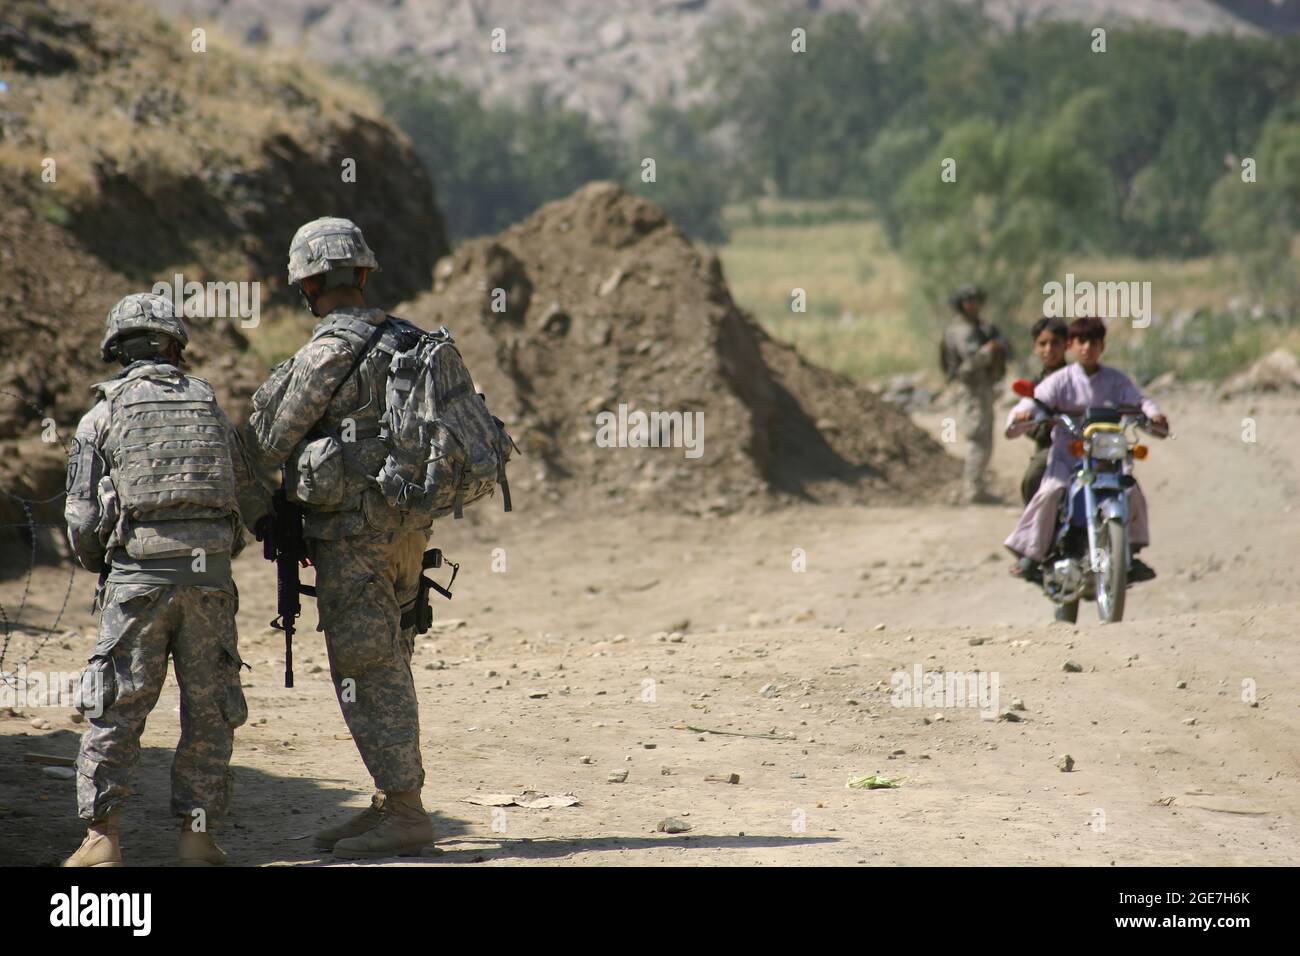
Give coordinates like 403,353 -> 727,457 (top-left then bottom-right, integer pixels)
63,293 -> 269,867
940,284 -> 1010,504
245,217 -> 436,859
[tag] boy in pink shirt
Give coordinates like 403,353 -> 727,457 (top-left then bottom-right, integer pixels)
1004,317 -> 1170,580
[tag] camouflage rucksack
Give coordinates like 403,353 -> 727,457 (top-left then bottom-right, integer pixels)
375,325 -> 515,519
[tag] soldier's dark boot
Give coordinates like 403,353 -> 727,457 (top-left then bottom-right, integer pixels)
332,789 -> 436,859
63,810 -> 123,867
178,823 -> 228,866
314,792 -> 387,850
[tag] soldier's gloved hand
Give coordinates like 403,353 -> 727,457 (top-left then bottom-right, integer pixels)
254,515 -> 272,543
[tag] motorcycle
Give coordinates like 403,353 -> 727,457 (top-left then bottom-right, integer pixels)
1009,378 -> 1168,624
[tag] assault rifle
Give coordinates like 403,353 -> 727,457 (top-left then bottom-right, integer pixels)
259,467 -> 315,688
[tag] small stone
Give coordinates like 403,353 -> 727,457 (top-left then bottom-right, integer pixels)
579,755 -> 593,764
968,637 -> 988,646
527,690 -> 548,699
657,816 -> 692,834
1182,717 -> 1197,726
998,710 -> 1022,722
643,743 -> 657,750
1062,660 -> 1083,673
1056,754 -> 1075,772
607,770 -> 628,783
759,683 -> 778,698
1175,680 -> 1187,689
790,771 -> 806,779
705,773 -> 740,785
873,623 -> 886,632
1010,698 -> 1026,711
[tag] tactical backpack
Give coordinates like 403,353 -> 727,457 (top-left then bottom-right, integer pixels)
373,324 -> 515,519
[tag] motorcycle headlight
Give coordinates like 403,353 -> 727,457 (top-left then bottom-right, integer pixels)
1089,432 -> 1128,461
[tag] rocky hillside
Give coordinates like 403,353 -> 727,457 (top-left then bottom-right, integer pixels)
0,0 -> 448,565
141,0 -> 1267,135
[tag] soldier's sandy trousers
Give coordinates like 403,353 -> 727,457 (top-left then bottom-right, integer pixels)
75,583 -> 246,822
960,386 -> 994,498
310,530 -> 427,793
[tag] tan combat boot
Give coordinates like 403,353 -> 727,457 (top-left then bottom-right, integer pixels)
178,825 -> 228,866
63,811 -> 123,867
332,789 -> 435,859
313,792 -> 386,850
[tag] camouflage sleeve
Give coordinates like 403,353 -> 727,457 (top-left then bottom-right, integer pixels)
64,402 -> 110,572
947,326 -> 995,387
217,406 -> 271,531
246,336 -> 356,468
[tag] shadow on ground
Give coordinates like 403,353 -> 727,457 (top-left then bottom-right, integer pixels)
0,726 -> 472,867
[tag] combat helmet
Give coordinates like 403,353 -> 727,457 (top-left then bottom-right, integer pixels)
287,216 -> 380,286
950,283 -> 987,312
100,293 -> 188,363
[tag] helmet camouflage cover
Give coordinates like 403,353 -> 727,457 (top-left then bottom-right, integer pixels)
950,283 -> 987,310
287,216 -> 380,285
100,292 -> 188,362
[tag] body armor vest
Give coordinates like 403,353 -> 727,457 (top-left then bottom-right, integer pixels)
100,366 -> 238,558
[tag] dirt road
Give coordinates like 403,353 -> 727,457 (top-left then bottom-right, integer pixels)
2,388 -> 1296,866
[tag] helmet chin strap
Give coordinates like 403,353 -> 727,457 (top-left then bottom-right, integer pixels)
299,283 -> 322,315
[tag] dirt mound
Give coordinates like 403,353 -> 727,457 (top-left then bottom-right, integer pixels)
0,0 -> 449,565
402,182 -> 958,512
1218,347 -> 1300,398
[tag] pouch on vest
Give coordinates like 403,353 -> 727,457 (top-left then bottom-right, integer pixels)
292,435 -> 346,508
121,518 -> 235,560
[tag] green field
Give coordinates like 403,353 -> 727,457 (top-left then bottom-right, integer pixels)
715,202 -> 1300,386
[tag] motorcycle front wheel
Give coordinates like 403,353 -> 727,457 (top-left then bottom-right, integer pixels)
1096,518 -> 1128,623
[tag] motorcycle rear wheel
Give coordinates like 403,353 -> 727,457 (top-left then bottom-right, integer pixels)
1096,518 -> 1128,624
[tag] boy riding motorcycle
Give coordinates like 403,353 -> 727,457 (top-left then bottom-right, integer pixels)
1004,317 -> 1169,581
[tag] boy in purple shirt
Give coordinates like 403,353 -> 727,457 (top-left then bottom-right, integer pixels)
1004,317 -> 1170,580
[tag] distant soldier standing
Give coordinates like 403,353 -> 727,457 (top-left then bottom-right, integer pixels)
940,284 -> 1010,504
246,218 -> 437,859
63,293 -> 268,867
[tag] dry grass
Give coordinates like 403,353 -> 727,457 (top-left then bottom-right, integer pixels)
1,0 -> 376,208
717,201 -> 1299,384
242,304 -> 317,368
715,209 -> 931,382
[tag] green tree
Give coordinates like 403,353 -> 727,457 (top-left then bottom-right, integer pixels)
631,102 -> 731,243
1205,114 -> 1300,318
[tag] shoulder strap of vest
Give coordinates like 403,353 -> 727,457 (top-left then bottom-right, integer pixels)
311,314 -> 379,345
322,319 -> 389,411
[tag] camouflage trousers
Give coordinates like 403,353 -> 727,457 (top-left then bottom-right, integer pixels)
309,529 -> 427,793
75,583 -> 246,822
959,385 -> 994,499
